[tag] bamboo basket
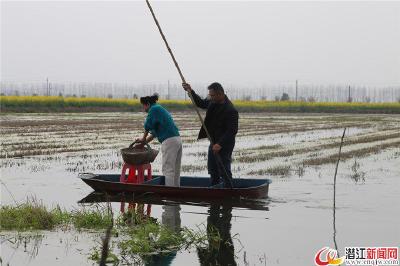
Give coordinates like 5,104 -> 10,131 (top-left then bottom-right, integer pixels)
120,141 -> 159,165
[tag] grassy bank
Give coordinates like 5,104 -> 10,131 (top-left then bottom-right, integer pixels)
1,95 -> 399,113
0,201 -> 112,231
0,201 -> 218,264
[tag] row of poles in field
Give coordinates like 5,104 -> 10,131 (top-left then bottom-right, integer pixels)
1,80 -> 399,103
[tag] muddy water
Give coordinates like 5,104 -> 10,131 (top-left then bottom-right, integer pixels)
1,113 -> 399,265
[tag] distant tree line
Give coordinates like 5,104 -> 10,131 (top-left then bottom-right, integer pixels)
1,81 -> 399,103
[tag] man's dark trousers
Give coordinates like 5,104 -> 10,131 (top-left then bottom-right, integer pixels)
207,144 -> 234,186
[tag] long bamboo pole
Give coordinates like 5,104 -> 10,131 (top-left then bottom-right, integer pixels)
145,0 -> 233,188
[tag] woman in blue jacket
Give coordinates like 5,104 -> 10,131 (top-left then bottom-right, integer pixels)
137,94 -> 182,187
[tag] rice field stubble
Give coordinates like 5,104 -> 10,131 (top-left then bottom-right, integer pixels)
1,112 -> 399,178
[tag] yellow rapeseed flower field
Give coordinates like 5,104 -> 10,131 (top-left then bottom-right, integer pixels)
0,96 -> 399,113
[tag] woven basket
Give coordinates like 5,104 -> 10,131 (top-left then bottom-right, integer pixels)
120,141 -> 159,165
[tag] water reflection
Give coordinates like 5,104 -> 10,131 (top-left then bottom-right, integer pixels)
79,192 -> 269,212
146,205 -> 182,266
120,197 -> 152,222
197,204 -> 237,266
79,192 -> 269,265
333,198 -> 339,254
162,205 -> 181,232
0,233 -> 44,262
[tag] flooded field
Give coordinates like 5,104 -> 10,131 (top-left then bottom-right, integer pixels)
1,112 -> 399,265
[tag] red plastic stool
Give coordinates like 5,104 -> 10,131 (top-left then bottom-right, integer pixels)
120,163 -> 152,183
119,163 -> 152,215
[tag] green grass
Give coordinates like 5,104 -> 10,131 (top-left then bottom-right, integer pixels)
0,202 -> 69,231
71,208 -> 113,230
0,202 -> 112,231
1,96 -> 399,113
119,220 -> 184,255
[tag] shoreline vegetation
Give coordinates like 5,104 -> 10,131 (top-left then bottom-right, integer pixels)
0,199 -> 215,264
1,95 -> 399,114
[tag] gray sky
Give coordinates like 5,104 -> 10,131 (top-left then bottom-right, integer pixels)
1,1 -> 400,86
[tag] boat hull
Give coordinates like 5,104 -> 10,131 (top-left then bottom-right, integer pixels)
80,174 -> 271,199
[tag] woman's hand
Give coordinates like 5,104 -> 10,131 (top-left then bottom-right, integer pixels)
134,138 -> 146,149
136,137 -> 146,143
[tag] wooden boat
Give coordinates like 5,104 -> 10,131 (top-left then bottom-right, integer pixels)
79,174 -> 271,199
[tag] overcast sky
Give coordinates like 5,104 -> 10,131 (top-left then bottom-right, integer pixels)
1,1 -> 400,86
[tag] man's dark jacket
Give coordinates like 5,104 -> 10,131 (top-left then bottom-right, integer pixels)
190,90 -> 239,150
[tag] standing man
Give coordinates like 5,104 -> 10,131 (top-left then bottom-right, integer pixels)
182,82 -> 239,186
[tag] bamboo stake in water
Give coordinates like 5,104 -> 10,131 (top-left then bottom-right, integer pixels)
333,127 -> 346,254
99,195 -> 114,266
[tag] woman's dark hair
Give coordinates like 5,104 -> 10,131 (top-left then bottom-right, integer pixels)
140,93 -> 159,105
208,82 -> 224,94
